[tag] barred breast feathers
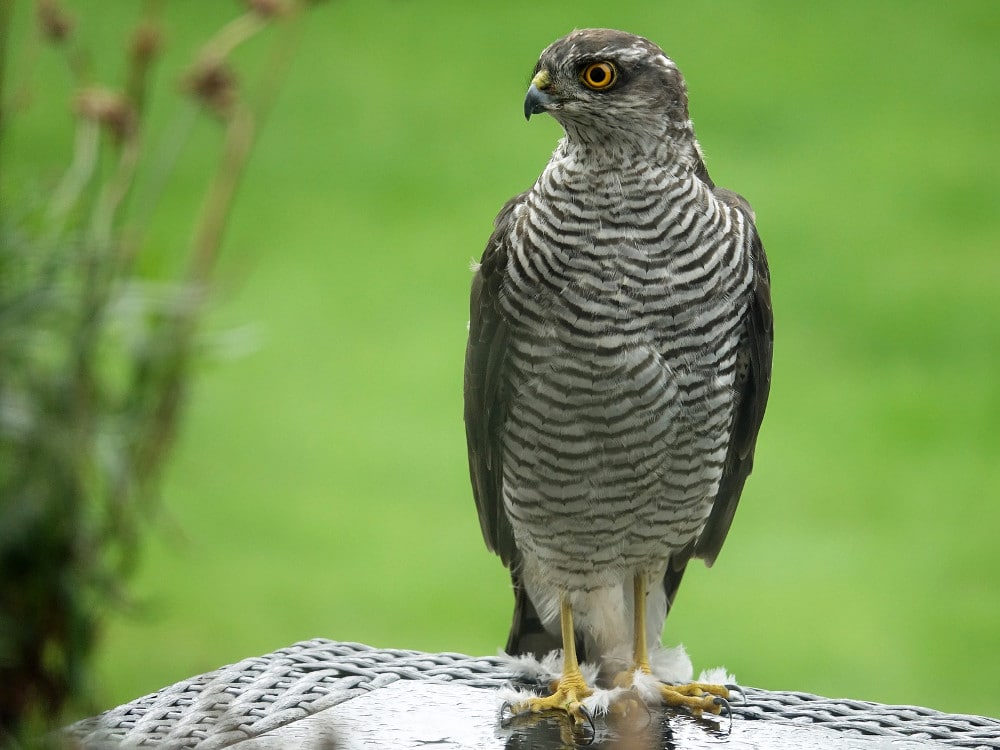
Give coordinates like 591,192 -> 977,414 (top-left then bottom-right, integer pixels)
500,143 -> 755,376
492,140 -> 756,584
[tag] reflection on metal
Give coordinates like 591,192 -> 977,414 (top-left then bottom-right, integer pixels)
240,681 -> 945,749
64,641 -> 1000,748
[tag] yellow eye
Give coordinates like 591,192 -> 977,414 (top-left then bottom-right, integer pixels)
580,61 -> 617,90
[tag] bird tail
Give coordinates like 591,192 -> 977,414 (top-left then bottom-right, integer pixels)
505,572 -> 560,658
662,564 -> 687,622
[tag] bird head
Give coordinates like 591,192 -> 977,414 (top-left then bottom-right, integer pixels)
524,29 -> 693,151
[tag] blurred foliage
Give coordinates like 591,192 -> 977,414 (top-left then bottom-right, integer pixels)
3,0 -> 998,732
0,0 -> 314,741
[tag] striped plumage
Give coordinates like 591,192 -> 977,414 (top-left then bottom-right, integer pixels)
465,29 -> 773,680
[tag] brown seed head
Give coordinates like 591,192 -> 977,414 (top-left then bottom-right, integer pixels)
74,87 -> 137,141
36,0 -> 75,43
183,58 -> 238,118
130,21 -> 164,65
247,0 -> 291,18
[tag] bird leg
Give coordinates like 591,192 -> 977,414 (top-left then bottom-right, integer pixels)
631,570 -> 653,673
614,572 -> 730,718
510,593 -> 593,724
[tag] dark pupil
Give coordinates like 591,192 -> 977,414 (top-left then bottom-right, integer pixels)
590,66 -> 607,83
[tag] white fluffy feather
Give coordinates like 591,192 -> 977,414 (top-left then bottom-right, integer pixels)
496,649 -> 561,681
630,668 -> 664,703
497,645 -> 734,713
581,686 -> 630,717
496,684 -> 539,708
498,649 -> 603,684
697,666 -> 737,685
648,642 -> 694,684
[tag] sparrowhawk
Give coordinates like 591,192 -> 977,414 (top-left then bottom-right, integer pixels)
465,29 -> 773,723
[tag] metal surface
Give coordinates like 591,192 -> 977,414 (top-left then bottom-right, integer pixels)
239,682 -> 946,749
66,639 -> 1000,749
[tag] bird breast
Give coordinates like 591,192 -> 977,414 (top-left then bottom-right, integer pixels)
497,155 -> 754,586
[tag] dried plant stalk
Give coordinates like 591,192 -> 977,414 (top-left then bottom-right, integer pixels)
0,1 -> 315,740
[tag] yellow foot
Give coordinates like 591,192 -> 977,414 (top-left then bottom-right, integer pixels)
612,668 -> 731,719
510,671 -> 593,726
661,682 -> 730,718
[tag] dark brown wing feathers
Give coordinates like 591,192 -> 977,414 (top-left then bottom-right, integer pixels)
465,194 -> 524,567
693,188 -> 774,565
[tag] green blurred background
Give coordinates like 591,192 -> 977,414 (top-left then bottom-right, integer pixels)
5,0 -> 999,719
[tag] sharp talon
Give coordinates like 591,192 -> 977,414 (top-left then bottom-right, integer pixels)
714,697 -> 733,723
578,703 -> 596,741
580,705 -> 597,734
724,683 -> 747,704
499,700 -> 514,725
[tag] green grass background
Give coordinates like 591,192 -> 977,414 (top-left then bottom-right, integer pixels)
4,0 -> 999,719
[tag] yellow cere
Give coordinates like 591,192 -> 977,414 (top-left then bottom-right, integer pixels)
530,69 -> 551,90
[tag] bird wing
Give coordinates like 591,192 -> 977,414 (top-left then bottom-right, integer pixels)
465,193 -> 525,568
694,188 -> 774,565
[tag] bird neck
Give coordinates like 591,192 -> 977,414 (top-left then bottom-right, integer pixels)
558,119 -> 701,176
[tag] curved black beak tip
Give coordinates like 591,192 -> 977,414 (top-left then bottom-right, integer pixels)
524,83 -> 555,121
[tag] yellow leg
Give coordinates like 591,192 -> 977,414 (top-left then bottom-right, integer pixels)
614,572 -> 653,689
511,594 -> 592,723
616,572 -> 730,718
632,572 -> 652,673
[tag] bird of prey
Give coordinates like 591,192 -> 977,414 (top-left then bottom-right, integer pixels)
464,29 -> 773,723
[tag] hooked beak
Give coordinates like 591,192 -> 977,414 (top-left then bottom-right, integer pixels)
524,70 -> 556,120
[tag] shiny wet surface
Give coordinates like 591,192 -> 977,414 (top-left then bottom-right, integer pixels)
239,681 -> 944,749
